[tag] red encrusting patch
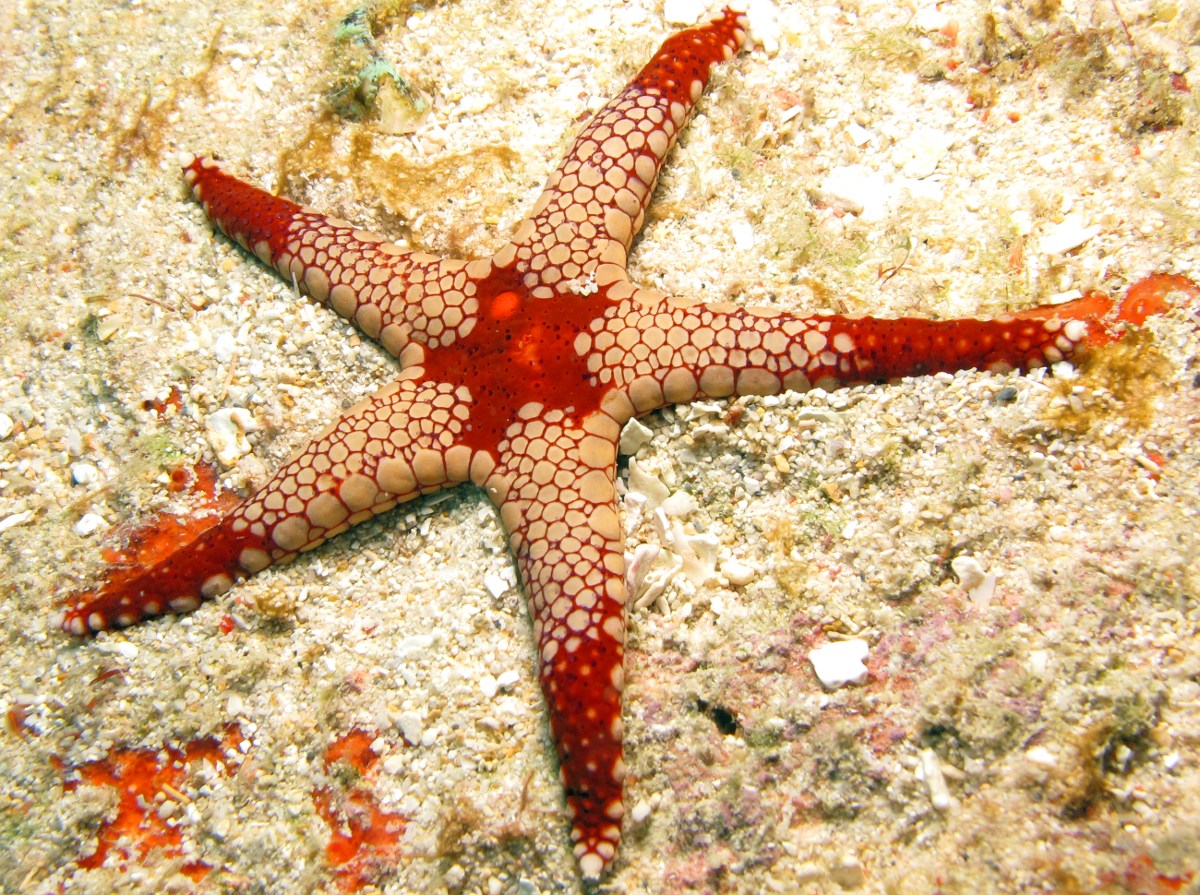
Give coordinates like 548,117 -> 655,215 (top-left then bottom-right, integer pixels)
61,724 -> 244,880
165,460 -> 228,497
142,385 -> 184,417
1011,273 -> 1199,349
1101,854 -> 1194,894
7,703 -> 36,738
1118,273 -> 1200,325
315,729 -> 409,891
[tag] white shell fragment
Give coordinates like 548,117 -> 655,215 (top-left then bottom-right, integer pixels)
72,513 -> 108,537
1038,212 -> 1100,256
205,407 -> 258,466
0,510 -> 33,533
809,638 -> 869,689
950,554 -> 997,607
659,490 -> 696,517
618,417 -> 654,455
627,458 -> 670,510
917,747 -> 954,811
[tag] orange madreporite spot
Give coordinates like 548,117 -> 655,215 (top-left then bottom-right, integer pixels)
488,290 -> 522,320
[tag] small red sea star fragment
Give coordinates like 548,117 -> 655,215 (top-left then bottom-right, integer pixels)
59,6 -> 1170,880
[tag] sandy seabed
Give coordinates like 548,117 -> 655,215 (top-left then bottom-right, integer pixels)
1,0 -> 1198,892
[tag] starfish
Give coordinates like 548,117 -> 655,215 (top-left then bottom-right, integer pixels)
60,5 -> 1155,880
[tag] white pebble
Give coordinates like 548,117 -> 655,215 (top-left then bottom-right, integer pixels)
630,800 -> 652,824
662,0 -> 707,25
72,513 -> 108,537
483,571 -> 510,598
745,0 -> 782,55
212,331 -> 237,363
205,407 -> 257,466
829,853 -> 865,889
950,554 -> 996,606
809,639 -> 869,689
0,510 -> 33,533
1027,648 -> 1050,677
816,165 -> 892,221
396,711 -> 423,745
253,69 -> 273,95
1047,524 -> 1072,543
96,639 -> 139,660
950,555 -> 986,589
720,559 -> 757,586
0,412 -> 13,440
444,865 -> 465,888
1010,208 -> 1034,235
913,6 -> 950,30
496,669 -> 520,689
731,219 -> 755,251
395,634 -> 435,659
70,462 -> 100,486
1026,745 -> 1057,766
893,127 -> 947,179
479,673 -> 499,699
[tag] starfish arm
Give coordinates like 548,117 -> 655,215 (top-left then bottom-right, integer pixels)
487,416 -> 628,879
507,7 -> 747,298
184,157 -> 482,358
59,372 -> 487,635
580,290 -> 1117,414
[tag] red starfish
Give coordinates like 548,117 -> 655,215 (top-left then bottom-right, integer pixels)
60,6 -> 1157,880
